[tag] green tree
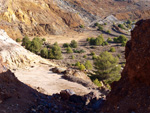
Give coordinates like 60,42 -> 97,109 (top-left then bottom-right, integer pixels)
91,52 -> 95,56
118,24 -> 125,29
85,60 -> 93,70
98,26 -> 103,31
29,37 -> 43,54
50,44 -> 62,59
70,40 -> 78,48
40,48 -> 48,58
22,36 -> 30,46
66,47 -> 73,53
110,47 -> 116,52
92,51 -> 121,84
42,38 -> 46,42
75,61 -> 81,67
63,43 -> 69,48
107,37 -> 113,43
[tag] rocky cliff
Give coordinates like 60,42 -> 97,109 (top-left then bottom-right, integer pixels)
101,19 -> 150,113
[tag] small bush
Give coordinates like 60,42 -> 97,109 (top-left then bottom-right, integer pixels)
16,38 -> 21,42
98,26 -> 103,31
80,24 -> 84,28
118,24 -> 125,29
117,54 -> 121,58
83,55 -> 87,58
85,60 -> 93,70
86,37 -> 91,42
107,37 -> 113,43
42,38 -> 46,42
106,30 -> 111,34
90,52 -> 95,56
121,41 -> 127,46
22,36 -> 30,46
40,48 -> 48,58
71,55 -> 75,59
70,40 -> 78,48
75,61 -> 81,67
92,55 -> 97,60
63,43 -> 69,48
93,79 -> 102,87
102,41 -> 108,46
94,22 -> 100,27
110,47 -> 116,52
104,23 -> 107,25
79,64 -> 86,71
66,47 -> 73,53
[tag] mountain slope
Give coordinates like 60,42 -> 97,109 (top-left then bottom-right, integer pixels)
1,0 -> 150,39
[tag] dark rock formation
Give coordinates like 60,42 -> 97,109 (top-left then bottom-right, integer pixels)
101,19 -> 150,113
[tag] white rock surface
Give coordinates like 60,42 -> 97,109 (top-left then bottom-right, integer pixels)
0,29 -> 54,69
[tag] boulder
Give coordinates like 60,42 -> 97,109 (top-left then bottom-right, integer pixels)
51,67 -> 66,74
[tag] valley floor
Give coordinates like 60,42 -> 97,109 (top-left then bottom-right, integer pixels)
14,64 -> 100,96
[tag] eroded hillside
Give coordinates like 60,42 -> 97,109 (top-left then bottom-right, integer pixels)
0,0 -> 150,39
0,0 -> 83,39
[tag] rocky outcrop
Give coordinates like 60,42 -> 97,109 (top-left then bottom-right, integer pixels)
101,19 -> 150,113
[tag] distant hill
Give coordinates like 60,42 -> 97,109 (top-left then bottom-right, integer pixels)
0,0 -> 150,39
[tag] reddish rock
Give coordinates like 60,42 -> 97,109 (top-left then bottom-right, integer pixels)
101,19 -> 150,113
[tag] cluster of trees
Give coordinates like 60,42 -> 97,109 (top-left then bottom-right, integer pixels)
22,36 -> 62,59
113,35 -> 128,46
87,35 -> 108,46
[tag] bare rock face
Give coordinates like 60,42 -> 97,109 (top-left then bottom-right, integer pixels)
101,19 -> 150,113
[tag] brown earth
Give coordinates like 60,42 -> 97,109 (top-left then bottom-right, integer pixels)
101,19 -> 150,113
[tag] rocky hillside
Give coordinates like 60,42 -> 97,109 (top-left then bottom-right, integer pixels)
0,29 -> 54,69
0,0 -> 83,39
101,19 -> 150,113
1,0 -> 150,39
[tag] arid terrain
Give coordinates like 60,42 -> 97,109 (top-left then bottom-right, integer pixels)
0,0 -> 150,113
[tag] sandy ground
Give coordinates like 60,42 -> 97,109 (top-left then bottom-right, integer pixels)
14,64 -> 96,96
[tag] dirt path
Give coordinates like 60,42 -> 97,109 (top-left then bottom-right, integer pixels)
14,64 -> 98,96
